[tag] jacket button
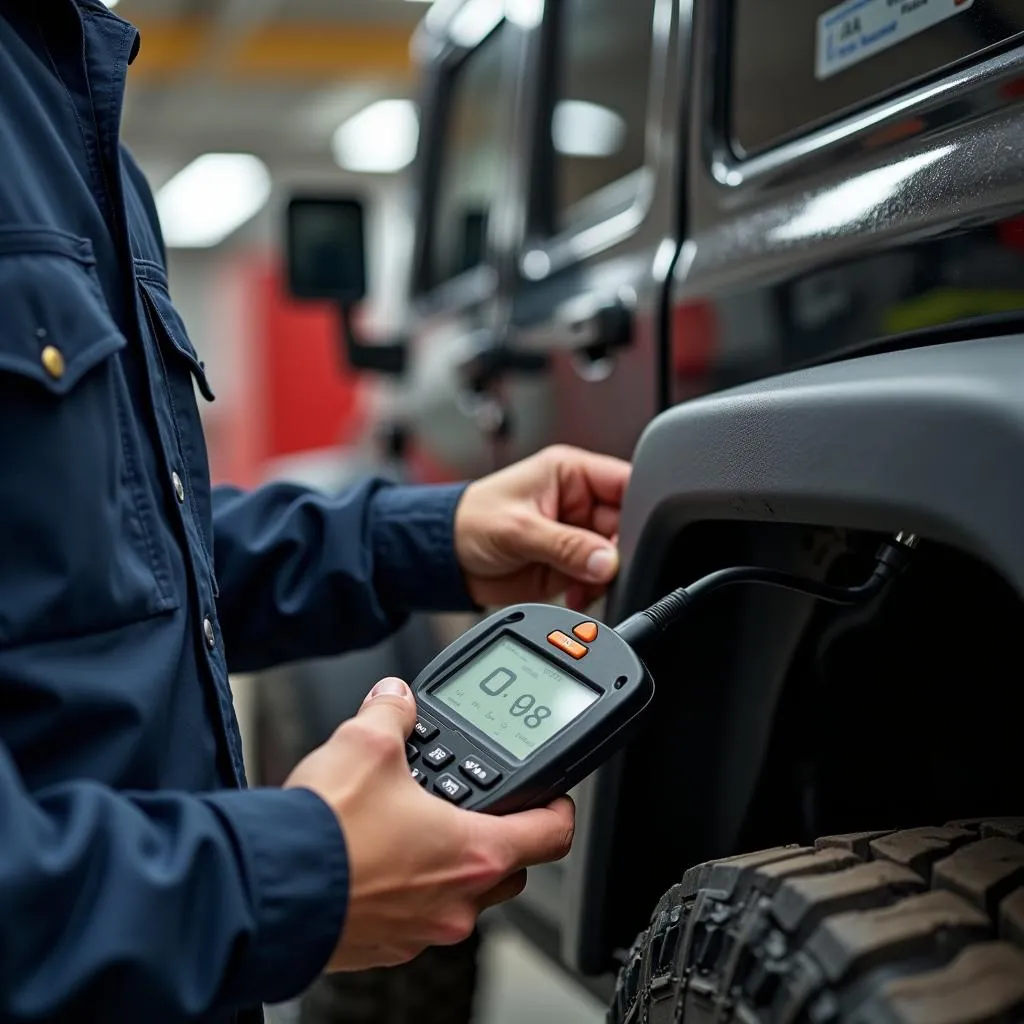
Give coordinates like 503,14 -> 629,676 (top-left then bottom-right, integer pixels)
41,345 -> 65,379
172,471 -> 185,504
203,616 -> 216,650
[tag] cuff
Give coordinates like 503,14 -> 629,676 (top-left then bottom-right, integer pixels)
370,483 -> 480,614
203,786 -> 349,1007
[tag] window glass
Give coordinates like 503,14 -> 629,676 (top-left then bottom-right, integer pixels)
730,0 -> 1024,156
430,27 -> 510,286
552,0 -> 655,232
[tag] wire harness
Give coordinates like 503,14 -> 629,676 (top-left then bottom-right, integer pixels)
614,531 -> 919,650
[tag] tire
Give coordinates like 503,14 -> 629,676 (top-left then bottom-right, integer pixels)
609,819 -> 1024,1024
298,932 -> 481,1024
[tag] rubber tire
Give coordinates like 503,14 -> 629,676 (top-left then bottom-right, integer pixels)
298,932 -> 481,1024
608,819 -> 1024,1024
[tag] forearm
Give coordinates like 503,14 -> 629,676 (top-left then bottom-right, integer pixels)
0,744 -> 346,1019
212,479 -> 477,673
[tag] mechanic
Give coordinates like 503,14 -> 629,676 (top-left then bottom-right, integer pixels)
0,3 -> 630,1022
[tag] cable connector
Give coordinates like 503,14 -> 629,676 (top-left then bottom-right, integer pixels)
614,531 -> 918,652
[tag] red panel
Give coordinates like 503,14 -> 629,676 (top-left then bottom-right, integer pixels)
672,300 -> 718,379
203,250 -> 369,486
259,259 -> 367,459
997,216 -> 1024,254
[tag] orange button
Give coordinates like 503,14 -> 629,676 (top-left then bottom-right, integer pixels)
573,621 -> 598,643
547,630 -> 588,659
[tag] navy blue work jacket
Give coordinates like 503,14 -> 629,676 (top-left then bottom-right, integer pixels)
0,3 -> 474,1020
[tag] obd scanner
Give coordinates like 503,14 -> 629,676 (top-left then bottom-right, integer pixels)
405,532 -> 917,814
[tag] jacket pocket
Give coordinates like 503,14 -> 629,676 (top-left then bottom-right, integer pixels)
135,259 -> 215,402
136,261 -> 217,583
0,228 -> 179,646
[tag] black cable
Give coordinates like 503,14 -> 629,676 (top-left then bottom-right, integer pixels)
614,531 -> 919,650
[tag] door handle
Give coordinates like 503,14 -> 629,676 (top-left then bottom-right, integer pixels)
561,297 -> 633,357
456,328 -> 548,394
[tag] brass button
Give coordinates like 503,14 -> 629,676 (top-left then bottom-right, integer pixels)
203,616 -> 216,650
41,345 -> 65,380
172,471 -> 185,504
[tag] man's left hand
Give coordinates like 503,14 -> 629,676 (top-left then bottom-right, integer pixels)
454,445 -> 631,611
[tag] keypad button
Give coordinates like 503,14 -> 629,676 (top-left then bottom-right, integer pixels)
459,756 -> 502,790
406,742 -> 419,763
423,744 -> 454,769
573,621 -> 598,643
547,630 -> 588,659
411,768 -> 428,787
413,719 -> 439,742
434,773 -> 471,804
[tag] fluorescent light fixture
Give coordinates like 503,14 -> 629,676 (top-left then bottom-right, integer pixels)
156,153 -> 272,248
505,0 -> 543,28
552,100 -> 627,158
450,0 -> 503,47
332,99 -> 420,174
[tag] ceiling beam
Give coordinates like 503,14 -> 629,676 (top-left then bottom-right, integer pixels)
128,17 -> 415,83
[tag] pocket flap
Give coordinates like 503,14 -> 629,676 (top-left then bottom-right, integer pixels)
0,227 -> 126,396
136,261 -> 216,401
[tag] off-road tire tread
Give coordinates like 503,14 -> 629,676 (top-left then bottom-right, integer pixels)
298,932 -> 479,1024
608,819 -> 1024,1024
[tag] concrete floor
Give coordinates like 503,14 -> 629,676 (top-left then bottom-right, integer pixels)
475,927 -> 606,1024
265,927 -> 607,1024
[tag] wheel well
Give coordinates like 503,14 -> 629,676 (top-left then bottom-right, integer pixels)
601,521 -> 1024,965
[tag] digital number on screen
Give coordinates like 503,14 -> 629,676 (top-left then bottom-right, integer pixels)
433,636 -> 598,761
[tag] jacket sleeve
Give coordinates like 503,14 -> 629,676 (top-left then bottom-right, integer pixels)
0,741 -> 347,1021
211,478 -> 478,674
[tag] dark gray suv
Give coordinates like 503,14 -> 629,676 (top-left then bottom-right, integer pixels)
267,1 -> 1024,1020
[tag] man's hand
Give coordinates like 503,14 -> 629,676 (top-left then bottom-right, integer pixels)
285,677 -> 575,972
455,445 -> 631,611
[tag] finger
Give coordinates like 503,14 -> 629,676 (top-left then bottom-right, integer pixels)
483,795 -> 576,871
352,676 -> 417,740
554,449 -> 631,508
516,514 -> 620,586
592,504 -> 621,540
476,869 -> 528,912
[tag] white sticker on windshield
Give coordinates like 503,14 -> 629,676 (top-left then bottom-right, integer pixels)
816,0 -> 975,80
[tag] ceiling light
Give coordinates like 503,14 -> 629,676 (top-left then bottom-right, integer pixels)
101,0 -> 120,7
552,100 -> 627,158
332,99 -> 420,174
155,153 -> 272,248
450,0 -> 503,47
505,0 -> 543,28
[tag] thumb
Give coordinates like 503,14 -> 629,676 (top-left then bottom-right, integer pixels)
355,676 -> 417,739
518,514 -> 619,585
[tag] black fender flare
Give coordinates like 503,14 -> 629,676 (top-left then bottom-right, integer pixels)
562,334 -> 1024,974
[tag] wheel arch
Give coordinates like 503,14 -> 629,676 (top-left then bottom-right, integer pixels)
563,334 -> 1024,975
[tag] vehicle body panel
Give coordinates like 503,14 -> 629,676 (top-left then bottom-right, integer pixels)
568,333 -> 1024,974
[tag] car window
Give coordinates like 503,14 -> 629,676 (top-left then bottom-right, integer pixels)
729,0 -> 1024,157
430,26 -> 511,287
551,0 -> 655,233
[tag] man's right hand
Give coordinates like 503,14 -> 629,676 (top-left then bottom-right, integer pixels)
284,677 -> 576,972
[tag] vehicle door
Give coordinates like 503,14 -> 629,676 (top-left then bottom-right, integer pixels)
493,0 -> 683,467
396,0 -> 539,484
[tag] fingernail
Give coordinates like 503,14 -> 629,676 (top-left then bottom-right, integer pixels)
368,677 -> 409,700
585,547 -> 617,582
